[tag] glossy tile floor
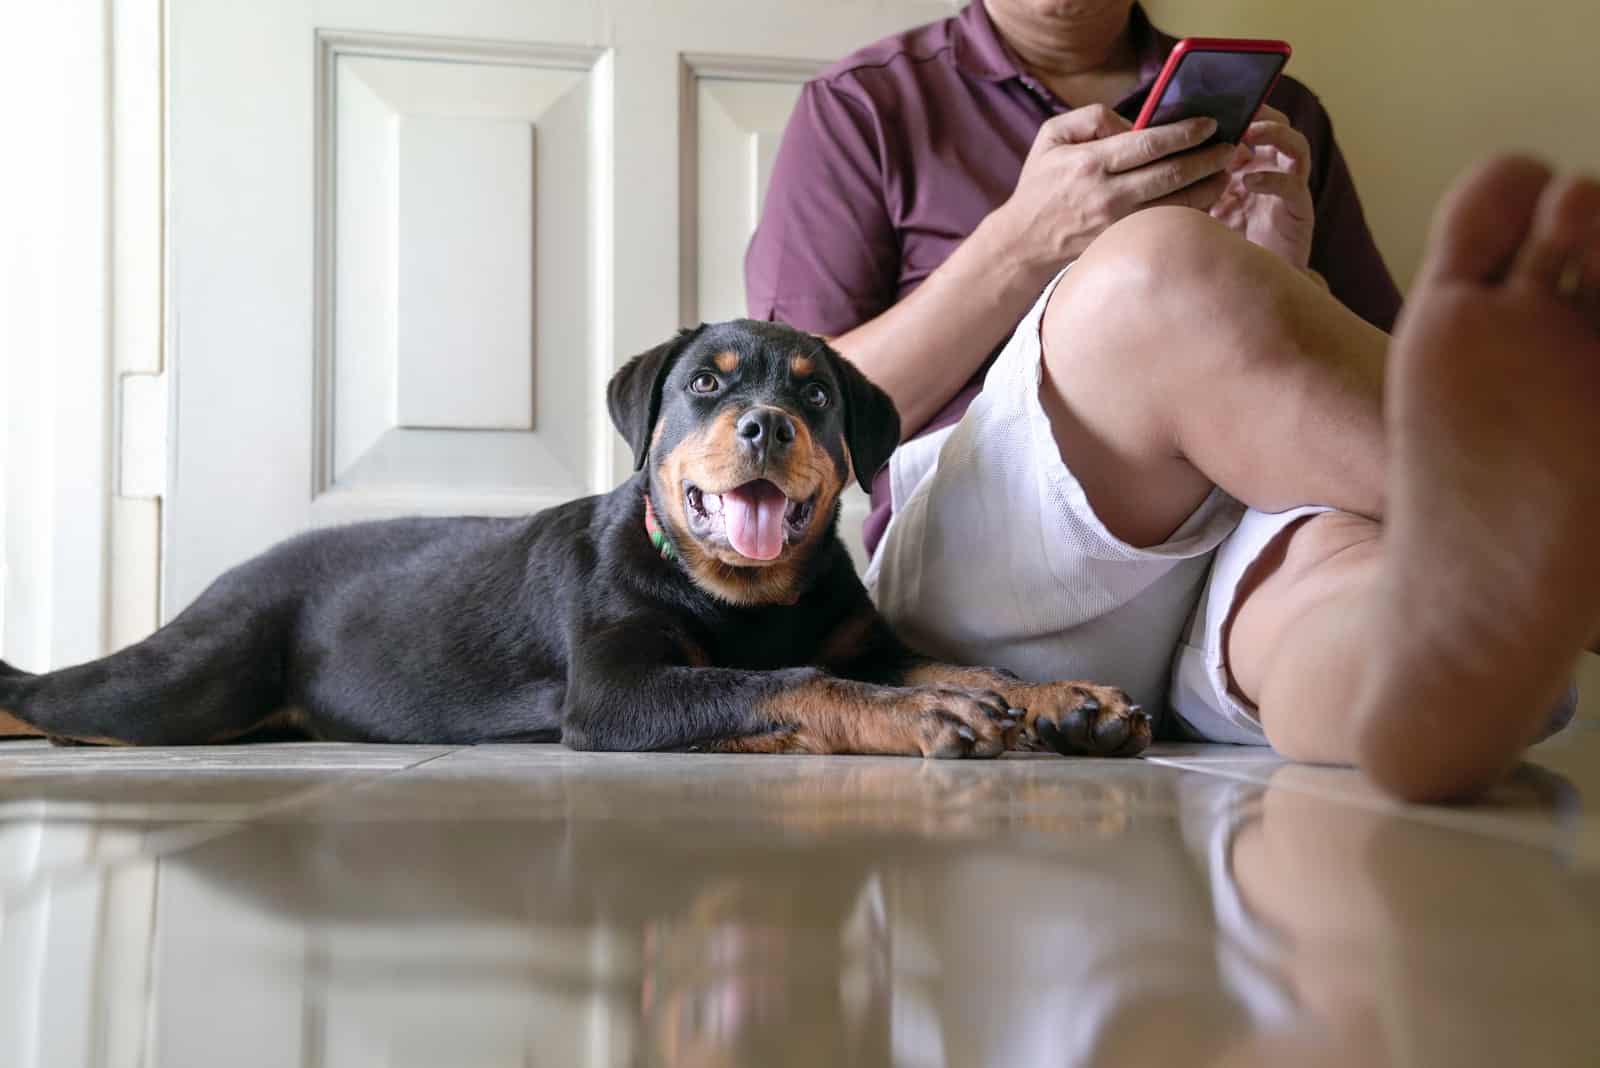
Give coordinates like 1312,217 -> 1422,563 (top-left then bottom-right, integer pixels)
2,660 -> 1597,1067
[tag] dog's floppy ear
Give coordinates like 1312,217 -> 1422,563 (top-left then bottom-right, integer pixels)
608,325 -> 707,472
830,348 -> 901,493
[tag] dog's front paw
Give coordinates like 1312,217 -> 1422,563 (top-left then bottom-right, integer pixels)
890,685 -> 1016,759
1003,682 -> 1150,758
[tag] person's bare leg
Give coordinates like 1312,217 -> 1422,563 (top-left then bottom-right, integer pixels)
1354,157 -> 1600,801
1223,158 -> 1600,798
1037,174 -> 1596,797
1038,206 -> 1389,548
1226,511 -> 1384,765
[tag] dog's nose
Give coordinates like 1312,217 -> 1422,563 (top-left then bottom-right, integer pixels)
736,408 -> 796,461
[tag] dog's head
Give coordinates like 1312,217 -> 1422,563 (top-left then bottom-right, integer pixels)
608,320 -> 899,605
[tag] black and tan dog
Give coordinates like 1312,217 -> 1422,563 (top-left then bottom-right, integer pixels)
0,321 -> 1150,758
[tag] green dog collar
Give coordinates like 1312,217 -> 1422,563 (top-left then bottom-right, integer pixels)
642,495 -> 675,561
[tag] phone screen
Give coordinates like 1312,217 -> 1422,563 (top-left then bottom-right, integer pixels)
1145,50 -> 1287,143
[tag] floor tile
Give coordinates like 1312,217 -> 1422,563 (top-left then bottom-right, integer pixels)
0,742 -> 456,903
1,742 -> 1593,1067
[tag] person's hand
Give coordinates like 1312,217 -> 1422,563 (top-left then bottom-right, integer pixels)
995,104 -> 1236,269
1209,105 -> 1316,269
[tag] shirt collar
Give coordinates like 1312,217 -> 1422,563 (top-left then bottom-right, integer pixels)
954,1 -> 1175,93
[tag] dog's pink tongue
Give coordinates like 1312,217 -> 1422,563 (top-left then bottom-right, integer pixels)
722,481 -> 787,561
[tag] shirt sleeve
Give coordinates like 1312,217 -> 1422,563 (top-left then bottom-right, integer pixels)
744,78 -> 900,337
1296,97 -> 1404,332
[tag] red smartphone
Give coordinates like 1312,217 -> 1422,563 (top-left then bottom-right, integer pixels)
1133,38 -> 1292,145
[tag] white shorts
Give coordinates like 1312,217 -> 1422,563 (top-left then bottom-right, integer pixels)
865,266 -> 1581,745
865,266 -> 1342,744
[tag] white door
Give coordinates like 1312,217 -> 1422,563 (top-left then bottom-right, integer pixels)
165,0 -> 949,612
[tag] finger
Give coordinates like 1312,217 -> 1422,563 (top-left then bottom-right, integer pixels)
1242,170 -> 1311,206
1148,171 -> 1231,213
1243,121 -> 1311,176
1207,187 -> 1248,225
1230,150 -> 1299,178
1099,116 -> 1218,173
1038,102 -> 1133,148
1115,143 -> 1235,205
1253,103 -> 1291,127
1155,172 -> 1231,214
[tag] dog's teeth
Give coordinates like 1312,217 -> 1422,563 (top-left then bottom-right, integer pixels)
703,493 -> 722,514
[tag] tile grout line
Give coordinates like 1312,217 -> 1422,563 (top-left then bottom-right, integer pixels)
1144,756 -> 1576,854
0,747 -> 471,910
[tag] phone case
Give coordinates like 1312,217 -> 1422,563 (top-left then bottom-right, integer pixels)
1132,37 -> 1293,133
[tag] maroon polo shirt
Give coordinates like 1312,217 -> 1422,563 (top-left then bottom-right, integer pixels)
745,1 -> 1402,556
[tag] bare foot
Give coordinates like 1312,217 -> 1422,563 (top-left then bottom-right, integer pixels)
1357,156 -> 1600,802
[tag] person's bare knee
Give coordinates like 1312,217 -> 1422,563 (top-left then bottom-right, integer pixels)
1054,205 -> 1379,457
1033,210 -> 1262,546
1073,206 -> 1305,342
1063,208 -> 1390,520
1037,205 -> 1388,541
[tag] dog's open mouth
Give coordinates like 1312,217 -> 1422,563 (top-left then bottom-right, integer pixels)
684,479 -> 816,561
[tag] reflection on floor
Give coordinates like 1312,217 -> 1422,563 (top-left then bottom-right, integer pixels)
0,718 -> 1596,1066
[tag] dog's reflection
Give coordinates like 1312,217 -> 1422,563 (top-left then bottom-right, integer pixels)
640,875 -> 891,1067
625,765 -> 1225,1067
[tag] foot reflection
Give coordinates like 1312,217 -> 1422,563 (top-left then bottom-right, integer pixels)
1202,763 -> 1596,1068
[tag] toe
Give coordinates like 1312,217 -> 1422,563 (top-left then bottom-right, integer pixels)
1510,174 -> 1600,294
1060,698 -> 1099,752
1423,155 -> 1552,286
1090,709 -> 1130,753
926,713 -> 974,759
1034,715 -> 1067,754
970,728 -> 1006,758
1110,708 -> 1153,757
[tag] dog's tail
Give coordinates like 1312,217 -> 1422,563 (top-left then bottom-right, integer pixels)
0,606 -> 297,744
0,658 -> 45,737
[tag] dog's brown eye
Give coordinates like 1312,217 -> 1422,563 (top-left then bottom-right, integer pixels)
803,383 -> 830,408
689,373 -> 720,395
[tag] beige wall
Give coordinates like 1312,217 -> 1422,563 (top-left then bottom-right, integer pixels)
1144,0 -> 1600,291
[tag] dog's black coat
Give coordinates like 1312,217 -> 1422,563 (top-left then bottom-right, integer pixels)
0,321 -> 946,749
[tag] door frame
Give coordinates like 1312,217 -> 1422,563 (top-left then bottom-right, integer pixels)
0,0 -> 166,668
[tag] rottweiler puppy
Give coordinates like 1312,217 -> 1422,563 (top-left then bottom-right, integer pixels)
0,321 -> 1151,758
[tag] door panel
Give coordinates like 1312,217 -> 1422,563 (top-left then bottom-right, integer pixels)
685,58 -> 874,566
319,36 -> 602,525
168,0 -> 949,610
684,57 -> 817,326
